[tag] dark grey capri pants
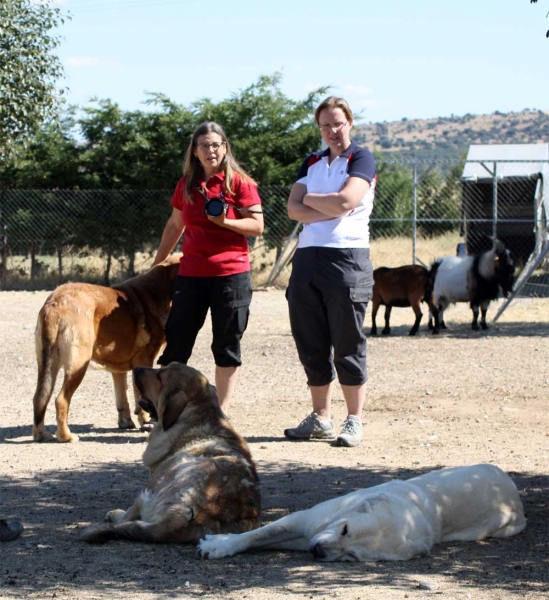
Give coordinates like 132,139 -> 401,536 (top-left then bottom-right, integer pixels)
158,272 -> 252,368
286,247 -> 373,387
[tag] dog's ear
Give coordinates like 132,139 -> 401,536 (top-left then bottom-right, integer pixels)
207,383 -> 218,401
162,389 -> 187,430
358,494 -> 389,514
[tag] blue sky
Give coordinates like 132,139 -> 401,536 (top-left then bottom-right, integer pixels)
53,0 -> 549,124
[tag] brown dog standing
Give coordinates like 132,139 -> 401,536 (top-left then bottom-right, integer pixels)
79,363 -> 261,543
32,255 -> 181,443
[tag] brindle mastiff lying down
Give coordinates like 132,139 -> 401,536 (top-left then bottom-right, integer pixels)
198,464 -> 525,562
32,255 -> 181,443
79,363 -> 261,543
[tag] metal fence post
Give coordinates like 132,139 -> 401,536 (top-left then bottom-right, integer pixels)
264,222 -> 301,287
1,161 -> 547,291
0,189 -> 7,290
492,161 -> 498,239
412,162 -> 418,264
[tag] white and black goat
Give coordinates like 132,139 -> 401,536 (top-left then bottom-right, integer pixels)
370,264 -> 440,336
429,239 -> 515,332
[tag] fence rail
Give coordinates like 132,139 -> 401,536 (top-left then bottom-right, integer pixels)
1,159 -> 547,291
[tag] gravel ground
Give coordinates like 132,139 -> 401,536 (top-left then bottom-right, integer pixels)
0,289 -> 548,600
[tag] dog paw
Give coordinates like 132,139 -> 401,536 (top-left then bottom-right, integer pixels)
197,535 -> 235,559
56,431 -> 79,443
33,429 -> 54,442
105,509 -> 125,523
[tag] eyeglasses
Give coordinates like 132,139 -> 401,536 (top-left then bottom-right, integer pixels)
319,121 -> 348,133
196,142 -> 226,152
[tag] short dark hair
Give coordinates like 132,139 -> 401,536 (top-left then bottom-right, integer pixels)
314,96 -> 353,126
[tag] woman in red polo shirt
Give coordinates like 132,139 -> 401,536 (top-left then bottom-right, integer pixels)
152,121 -> 263,415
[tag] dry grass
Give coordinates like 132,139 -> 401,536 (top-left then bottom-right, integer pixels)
3,234 -> 463,291
2,251 -> 157,290
252,232 -> 463,289
370,231 -> 462,269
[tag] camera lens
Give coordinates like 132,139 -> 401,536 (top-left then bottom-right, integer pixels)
204,198 -> 226,217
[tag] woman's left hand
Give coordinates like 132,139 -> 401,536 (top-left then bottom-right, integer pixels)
206,209 -> 228,226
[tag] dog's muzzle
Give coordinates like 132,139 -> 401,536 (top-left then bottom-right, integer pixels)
310,542 -> 327,560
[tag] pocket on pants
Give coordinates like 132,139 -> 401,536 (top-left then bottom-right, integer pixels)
350,287 -> 372,303
222,273 -> 253,309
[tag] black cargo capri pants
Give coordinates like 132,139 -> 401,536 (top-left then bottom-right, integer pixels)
158,272 -> 252,368
286,247 -> 373,387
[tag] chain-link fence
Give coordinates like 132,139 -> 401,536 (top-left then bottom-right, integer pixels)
1,159 -> 547,293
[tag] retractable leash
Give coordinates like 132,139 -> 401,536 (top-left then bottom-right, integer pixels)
197,187 -> 263,216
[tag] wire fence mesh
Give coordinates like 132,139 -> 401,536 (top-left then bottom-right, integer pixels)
1,159 -> 547,294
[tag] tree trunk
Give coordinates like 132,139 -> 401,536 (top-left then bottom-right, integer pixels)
0,222 -> 8,290
104,250 -> 112,286
57,246 -> 63,281
0,189 -> 7,289
30,242 -> 38,283
128,251 -> 135,279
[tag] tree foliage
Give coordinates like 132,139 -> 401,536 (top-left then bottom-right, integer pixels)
192,73 -> 328,185
0,0 -> 66,160
2,74 -> 329,268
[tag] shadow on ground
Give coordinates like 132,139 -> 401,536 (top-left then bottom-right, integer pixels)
366,320 -> 549,339
1,455 -> 547,598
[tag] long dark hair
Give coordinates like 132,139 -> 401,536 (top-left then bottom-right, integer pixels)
182,121 -> 256,202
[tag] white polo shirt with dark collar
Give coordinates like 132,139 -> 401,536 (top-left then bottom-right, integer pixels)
295,141 -> 376,249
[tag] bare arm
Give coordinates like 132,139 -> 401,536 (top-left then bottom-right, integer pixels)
207,205 -> 264,236
152,207 -> 185,266
287,182 -> 335,224
303,177 -> 371,218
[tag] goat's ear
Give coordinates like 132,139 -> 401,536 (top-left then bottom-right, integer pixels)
162,390 -> 187,430
493,238 -> 505,255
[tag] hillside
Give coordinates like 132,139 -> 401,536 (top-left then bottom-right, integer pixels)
354,108 -> 549,161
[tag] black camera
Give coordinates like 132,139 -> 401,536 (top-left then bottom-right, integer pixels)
203,196 -> 227,217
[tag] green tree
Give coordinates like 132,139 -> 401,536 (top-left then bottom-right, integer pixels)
417,164 -> 462,236
78,97 -> 194,190
373,159 -> 414,238
76,76 -> 329,262
192,73 -> 327,185
77,99 -> 195,280
0,0 -> 66,160
6,110 -> 82,189
0,74 -> 331,280
0,0 -> 66,287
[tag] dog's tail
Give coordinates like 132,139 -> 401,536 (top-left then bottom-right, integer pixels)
32,301 -> 62,440
78,521 -> 159,544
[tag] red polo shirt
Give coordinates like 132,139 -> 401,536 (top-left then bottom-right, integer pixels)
171,172 -> 261,277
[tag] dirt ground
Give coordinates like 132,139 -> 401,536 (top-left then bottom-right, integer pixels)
0,289 -> 548,600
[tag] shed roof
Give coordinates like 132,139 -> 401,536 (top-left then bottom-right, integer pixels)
462,144 -> 549,217
461,143 -> 549,181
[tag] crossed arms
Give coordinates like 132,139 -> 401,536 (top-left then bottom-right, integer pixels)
287,176 -> 371,224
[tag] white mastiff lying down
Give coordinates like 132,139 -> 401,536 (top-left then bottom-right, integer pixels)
198,464 -> 525,562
